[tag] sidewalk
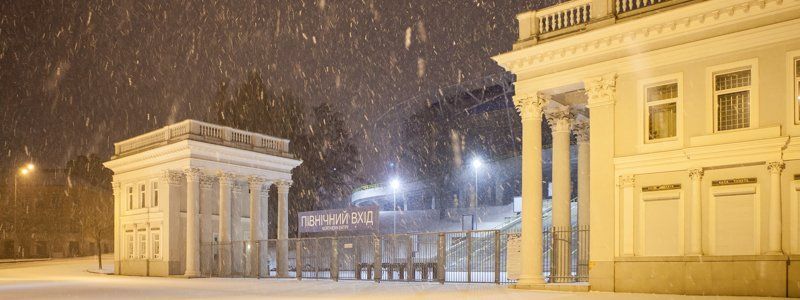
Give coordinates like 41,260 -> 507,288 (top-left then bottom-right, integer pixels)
0,258 -> 51,264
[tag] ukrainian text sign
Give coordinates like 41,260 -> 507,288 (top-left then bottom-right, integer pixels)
298,206 -> 379,233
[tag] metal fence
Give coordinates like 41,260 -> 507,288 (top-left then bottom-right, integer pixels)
200,227 -> 588,284
544,225 -> 589,283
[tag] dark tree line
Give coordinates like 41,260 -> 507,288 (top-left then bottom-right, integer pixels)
212,71 -> 363,237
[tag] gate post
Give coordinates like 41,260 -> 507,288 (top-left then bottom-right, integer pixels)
331,237 -> 339,282
406,235 -> 414,282
437,232 -> 445,284
494,231 -> 501,284
296,240 -> 303,281
373,235 -> 382,283
466,232 -> 472,283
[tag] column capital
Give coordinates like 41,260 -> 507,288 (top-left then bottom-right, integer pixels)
184,168 -> 203,182
513,94 -> 549,121
218,172 -> 236,185
767,161 -> 785,174
545,106 -> 572,133
584,74 -> 617,108
162,170 -> 185,186
248,176 -> 272,194
688,168 -> 704,180
276,180 -> 293,190
200,175 -> 215,190
619,175 -> 635,187
112,181 -> 122,190
571,118 -> 590,143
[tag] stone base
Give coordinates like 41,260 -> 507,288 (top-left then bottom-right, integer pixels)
512,282 -> 590,292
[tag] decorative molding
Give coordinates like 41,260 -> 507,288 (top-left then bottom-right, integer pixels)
200,175 -> 215,190
496,0 -> 795,72
513,94 -> 549,121
688,169 -> 704,181
642,184 -> 681,192
248,176 -> 271,194
162,170 -> 184,186
184,168 -> 203,182
619,175 -> 636,187
584,74 -> 617,107
218,172 -> 236,185
545,106 -> 572,133
571,119 -> 590,143
767,161 -> 785,174
276,180 -> 293,192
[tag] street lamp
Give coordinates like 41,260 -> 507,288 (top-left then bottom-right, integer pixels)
13,163 -> 35,259
390,178 -> 401,235
471,157 -> 482,207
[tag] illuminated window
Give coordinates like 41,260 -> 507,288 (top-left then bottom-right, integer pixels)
127,187 -> 134,210
714,68 -> 752,131
151,230 -> 161,260
645,82 -> 678,141
151,181 -> 159,207
139,184 -> 146,208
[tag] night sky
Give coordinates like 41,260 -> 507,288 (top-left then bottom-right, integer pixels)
0,0 -> 552,175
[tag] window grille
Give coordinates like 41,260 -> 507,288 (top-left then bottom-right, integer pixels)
151,182 -> 159,207
138,231 -> 147,259
139,184 -> 146,208
795,58 -> 800,123
127,187 -> 134,210
151,231 -> 161,259
714,69 -> 751,131
126,234 -> 135,259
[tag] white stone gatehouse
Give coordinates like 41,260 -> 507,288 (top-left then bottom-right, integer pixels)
104,119 -> 302,277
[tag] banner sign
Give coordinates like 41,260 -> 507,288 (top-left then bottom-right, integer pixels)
298,206 -> 379,233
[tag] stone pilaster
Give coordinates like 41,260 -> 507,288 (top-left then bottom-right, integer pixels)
619,175 -> 635,256
767,161 -> 785,254
688,168 -> 704,255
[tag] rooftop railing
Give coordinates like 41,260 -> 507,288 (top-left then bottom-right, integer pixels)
516,0 -> 684,45
113,119 -> 292,158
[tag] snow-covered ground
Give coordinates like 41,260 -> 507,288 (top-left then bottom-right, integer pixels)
0,257 -> 769,299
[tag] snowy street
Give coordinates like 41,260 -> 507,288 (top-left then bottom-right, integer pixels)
0,257 -> 770,299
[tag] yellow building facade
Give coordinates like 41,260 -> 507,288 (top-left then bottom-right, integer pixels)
494,0 -> 800,296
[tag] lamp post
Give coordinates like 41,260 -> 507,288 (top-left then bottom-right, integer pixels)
13,163 -> 35,259
390,178 -> 401,235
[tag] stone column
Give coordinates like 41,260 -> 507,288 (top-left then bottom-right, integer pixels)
584,74 -> 616,291
199,175 -> 215,275
184,168 -> 202,277
619,175 -> 635,256
767,161 -> 785,254
688,168 -> 703,255
112,181 -> 121,274
513,94 -> 548,286
248,176 -> 269,277
276,180 -> 292,277
545,106 -> 572,283
218,172 -> 234,276
572,118 -> 590,278
231,184 -> 244,275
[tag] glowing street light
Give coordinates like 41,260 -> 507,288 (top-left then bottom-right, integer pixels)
13,163 -> 35,259
472,157 -> 482,208
389,178 -> 401,234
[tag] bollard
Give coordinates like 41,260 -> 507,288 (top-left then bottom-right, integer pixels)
331,237 -> 339,282
494,231 -> 501,284
437,232 -> 445,284
374,235 -> 382,283
296,240 -> 303,281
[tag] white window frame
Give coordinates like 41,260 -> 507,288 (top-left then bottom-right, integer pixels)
150,229 -> 161,260
705,58 -> 759,134
139,183 -> 146,209
125,232 -> 135,259
636,73 -> 683,152
127,186 -> 134,210
151,180 -> 159,208
137,229 -> 147,259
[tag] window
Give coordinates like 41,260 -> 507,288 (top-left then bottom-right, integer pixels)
714,68 -> 752,131
151,181 -> 159,207
126,232 -> 135,259
137,230 -> 147,259
151,230 -> 161,260
127,187 -> 134,210
139,184 -> 146,208
795,58 -> 800,124
645,82 -> 678,141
